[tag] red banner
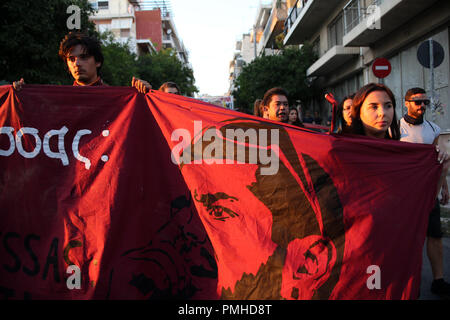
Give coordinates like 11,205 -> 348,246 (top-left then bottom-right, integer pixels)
0,85 -> 442,300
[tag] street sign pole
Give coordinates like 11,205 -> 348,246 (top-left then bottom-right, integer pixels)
372,58 -> 391,83
417,39 -> 444,121
429,38 -> 436,122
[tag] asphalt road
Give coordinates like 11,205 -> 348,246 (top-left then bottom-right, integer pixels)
419,237 -> 450,300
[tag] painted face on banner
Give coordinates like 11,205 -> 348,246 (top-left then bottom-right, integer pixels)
106,194 -> 218,299
182,119 -> 345,300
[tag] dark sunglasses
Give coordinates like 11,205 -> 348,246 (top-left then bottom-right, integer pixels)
407,99 -> 430,106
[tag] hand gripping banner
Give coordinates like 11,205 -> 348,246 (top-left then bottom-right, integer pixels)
0,85 -> 442,299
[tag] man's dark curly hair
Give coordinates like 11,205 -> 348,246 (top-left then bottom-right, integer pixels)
58,32 -> 104,74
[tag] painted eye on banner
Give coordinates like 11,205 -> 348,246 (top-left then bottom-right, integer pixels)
193,190 -> 239,222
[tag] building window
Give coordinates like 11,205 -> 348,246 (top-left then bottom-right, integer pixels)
328,13 -> 343,49
98,1 -> 109,10
312,36 -> 320,57
120,29 -> 130,38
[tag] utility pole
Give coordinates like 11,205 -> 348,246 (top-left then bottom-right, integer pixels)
253,24 -> 257,59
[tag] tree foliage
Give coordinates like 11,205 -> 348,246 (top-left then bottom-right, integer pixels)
136,49 -> 198,96
99,33 -> 138,87
0,0 -> 96,84
0,0 -> 198,95
233,44 -> 318,113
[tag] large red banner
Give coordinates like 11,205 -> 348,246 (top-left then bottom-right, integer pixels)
0,85 -> 442,299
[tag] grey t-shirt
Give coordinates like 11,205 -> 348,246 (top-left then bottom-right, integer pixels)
399,118 -> 441,145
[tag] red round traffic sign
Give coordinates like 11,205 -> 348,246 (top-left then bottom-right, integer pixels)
372,58 -> 391,78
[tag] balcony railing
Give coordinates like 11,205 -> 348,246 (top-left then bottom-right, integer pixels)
343,0 -> 383,34
284,0 -> 309,35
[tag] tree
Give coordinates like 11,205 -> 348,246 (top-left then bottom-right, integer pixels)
0,0 -> 96,84
0,0 -> 198,94
136,49 -> 198,97
233,44 -> 318,113
99,32 -> 138,86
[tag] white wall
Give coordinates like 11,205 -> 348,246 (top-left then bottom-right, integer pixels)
383,28 -> 449,131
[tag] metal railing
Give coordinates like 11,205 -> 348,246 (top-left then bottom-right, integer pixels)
343,0 -> 382,34
138,0 -> 172,17
283,0 -> 309,35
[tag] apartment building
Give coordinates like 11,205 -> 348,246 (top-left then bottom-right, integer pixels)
139,0 -> 190,66
88,0 -> 150,54
228,33 -> 256,94
228,0 -> 291,94
89,0 -> 190,66
284,0 -> 450,132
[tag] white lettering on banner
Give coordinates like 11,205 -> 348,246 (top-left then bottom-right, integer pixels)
0,127 -> 15,156
44,126 -> 69,166
0,126 -> 95,169
72,130 -> 92,170
16,127 -> 42,159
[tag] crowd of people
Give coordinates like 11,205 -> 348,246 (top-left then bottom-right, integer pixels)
10,31 -> 450,299
254,82 -> 450,298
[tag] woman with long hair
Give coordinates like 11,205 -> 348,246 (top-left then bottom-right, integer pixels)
288,107 -> 305,127
253,99 -> 263,117
350,83 -> 400,140
336,94 -> 355,134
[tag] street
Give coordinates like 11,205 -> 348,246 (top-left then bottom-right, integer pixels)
420,173 -> 450,300
420,237 -> 450,300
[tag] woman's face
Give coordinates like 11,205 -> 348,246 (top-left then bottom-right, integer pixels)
342,99 -> 353,126
360,90 -> 394,139
289,109 -> 298,123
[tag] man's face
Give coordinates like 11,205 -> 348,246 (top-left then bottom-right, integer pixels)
164,87 -> 179,95
405,93 -> 429,119
342,99 -> 353,126
66,44 -> 101,85
266,95 -> 289,122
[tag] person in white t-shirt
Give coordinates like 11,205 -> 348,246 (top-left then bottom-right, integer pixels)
400,87 -> 450,298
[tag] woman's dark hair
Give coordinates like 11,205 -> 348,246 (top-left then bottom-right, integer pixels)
336,94 -> 355,134
288,107 -> 305,128
253,99 -> 263,117
159,82 -> 181,94
350,83 -> 400,140
58,32 -> 104,74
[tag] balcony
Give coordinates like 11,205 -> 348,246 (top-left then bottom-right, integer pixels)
136,39 -> 157,54
306,45 -> 360,76
257,2 -> 288,52
284,0 -> 344,45
343,0 -> 441,46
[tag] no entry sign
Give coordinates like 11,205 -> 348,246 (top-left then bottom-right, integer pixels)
372,58 -> 391,78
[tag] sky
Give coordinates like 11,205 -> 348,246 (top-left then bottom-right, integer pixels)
169,0 -> 268,97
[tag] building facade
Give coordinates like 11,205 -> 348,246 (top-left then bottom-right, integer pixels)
283,0 -> 450,132
88,0 -> 190,66
138,0 -> 190,66
228,0 -> 292,95
88,0 -> 148,54
228,33 -> 257,95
